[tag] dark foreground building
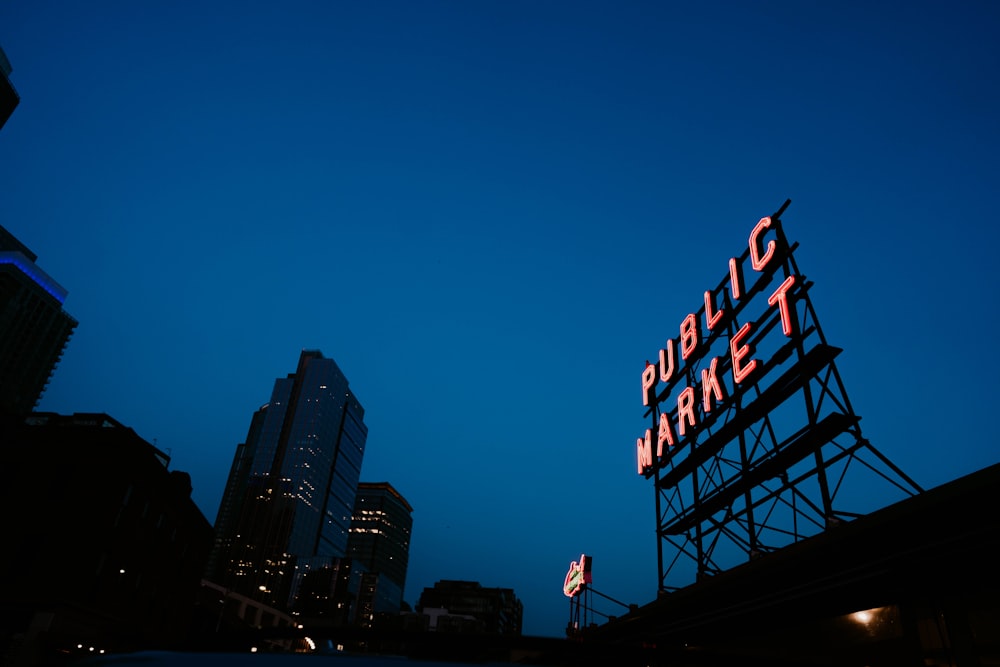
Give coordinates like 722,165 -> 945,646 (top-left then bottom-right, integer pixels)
0,413 -> 212,665
587,461 -> 1000,666
417,580 -> 523,636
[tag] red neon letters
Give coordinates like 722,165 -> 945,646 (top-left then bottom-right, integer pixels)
677,387 -> 697,437
680,314 -> 699,360
636,213 -> 800,475
704,289 -> 724,331
749,216 -> 775,271
729,257 -> 743,300
658,411 -> 676,451
767,275 -> 797,336
636,431 -> 653,474
730,322 -> 757,384
701,357 -> 725,413
641,362 -> 657,406
659,339 -> 676,383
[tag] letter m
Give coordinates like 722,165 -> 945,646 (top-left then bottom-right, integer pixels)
636,429 -> 653,475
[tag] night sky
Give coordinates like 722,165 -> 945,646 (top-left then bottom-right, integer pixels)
2,1 -> 998,638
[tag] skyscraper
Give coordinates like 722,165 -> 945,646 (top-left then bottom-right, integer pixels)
0,223 -> 77,422
347,481 -> 413,622
207,350 -> 368,610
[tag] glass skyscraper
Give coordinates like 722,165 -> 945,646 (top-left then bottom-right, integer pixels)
207,350 -> 367,610
347,481 -> 413,622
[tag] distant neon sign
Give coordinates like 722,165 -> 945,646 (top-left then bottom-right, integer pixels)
563,554 -> 592,597
636,215 -> 798,475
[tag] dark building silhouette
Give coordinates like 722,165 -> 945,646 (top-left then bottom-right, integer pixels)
587,461 -> 1000,665
194,580 -> 300,653
206,350 -> 368,612
291,557 -> 355,625
417,580 -> 523,636
347,481 -> 413,624
0,413 -> 212,664
0,44 -> 19,130
0,224 -> 77,422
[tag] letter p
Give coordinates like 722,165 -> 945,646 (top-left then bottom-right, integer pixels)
642,363 -> 657,406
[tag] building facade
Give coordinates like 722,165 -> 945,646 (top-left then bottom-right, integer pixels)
206,350 -> 368,612
417,580 -> 523,636
0,224 -> 77,422
347,481 -> 414,622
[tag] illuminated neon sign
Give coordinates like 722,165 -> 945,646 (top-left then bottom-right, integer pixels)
563,554 -> 592,597
635,214 -> 799,475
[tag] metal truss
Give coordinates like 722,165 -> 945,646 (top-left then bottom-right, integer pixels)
646,201 -> 923,592
567,586 -> 632,638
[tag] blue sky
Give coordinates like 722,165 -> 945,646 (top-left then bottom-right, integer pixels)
2,1 -> 998,638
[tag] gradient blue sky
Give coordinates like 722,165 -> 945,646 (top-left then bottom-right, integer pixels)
2,1 -> 998,638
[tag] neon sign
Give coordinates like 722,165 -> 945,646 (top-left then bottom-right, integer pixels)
635,214 -> 799,475
636,203 -> 925,592
563,554 -> 592,597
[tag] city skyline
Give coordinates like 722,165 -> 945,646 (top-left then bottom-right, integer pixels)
2,1 -> 999,638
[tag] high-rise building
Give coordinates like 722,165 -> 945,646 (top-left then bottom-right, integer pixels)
207,350 -> 368,611
0,223 -> 77,422
347,481 -> 413,622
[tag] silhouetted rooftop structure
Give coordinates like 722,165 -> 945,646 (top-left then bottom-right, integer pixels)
417,580 -> 523,636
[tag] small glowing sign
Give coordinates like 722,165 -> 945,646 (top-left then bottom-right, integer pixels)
563,554 -> 593,597
635,214 -> 800,475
